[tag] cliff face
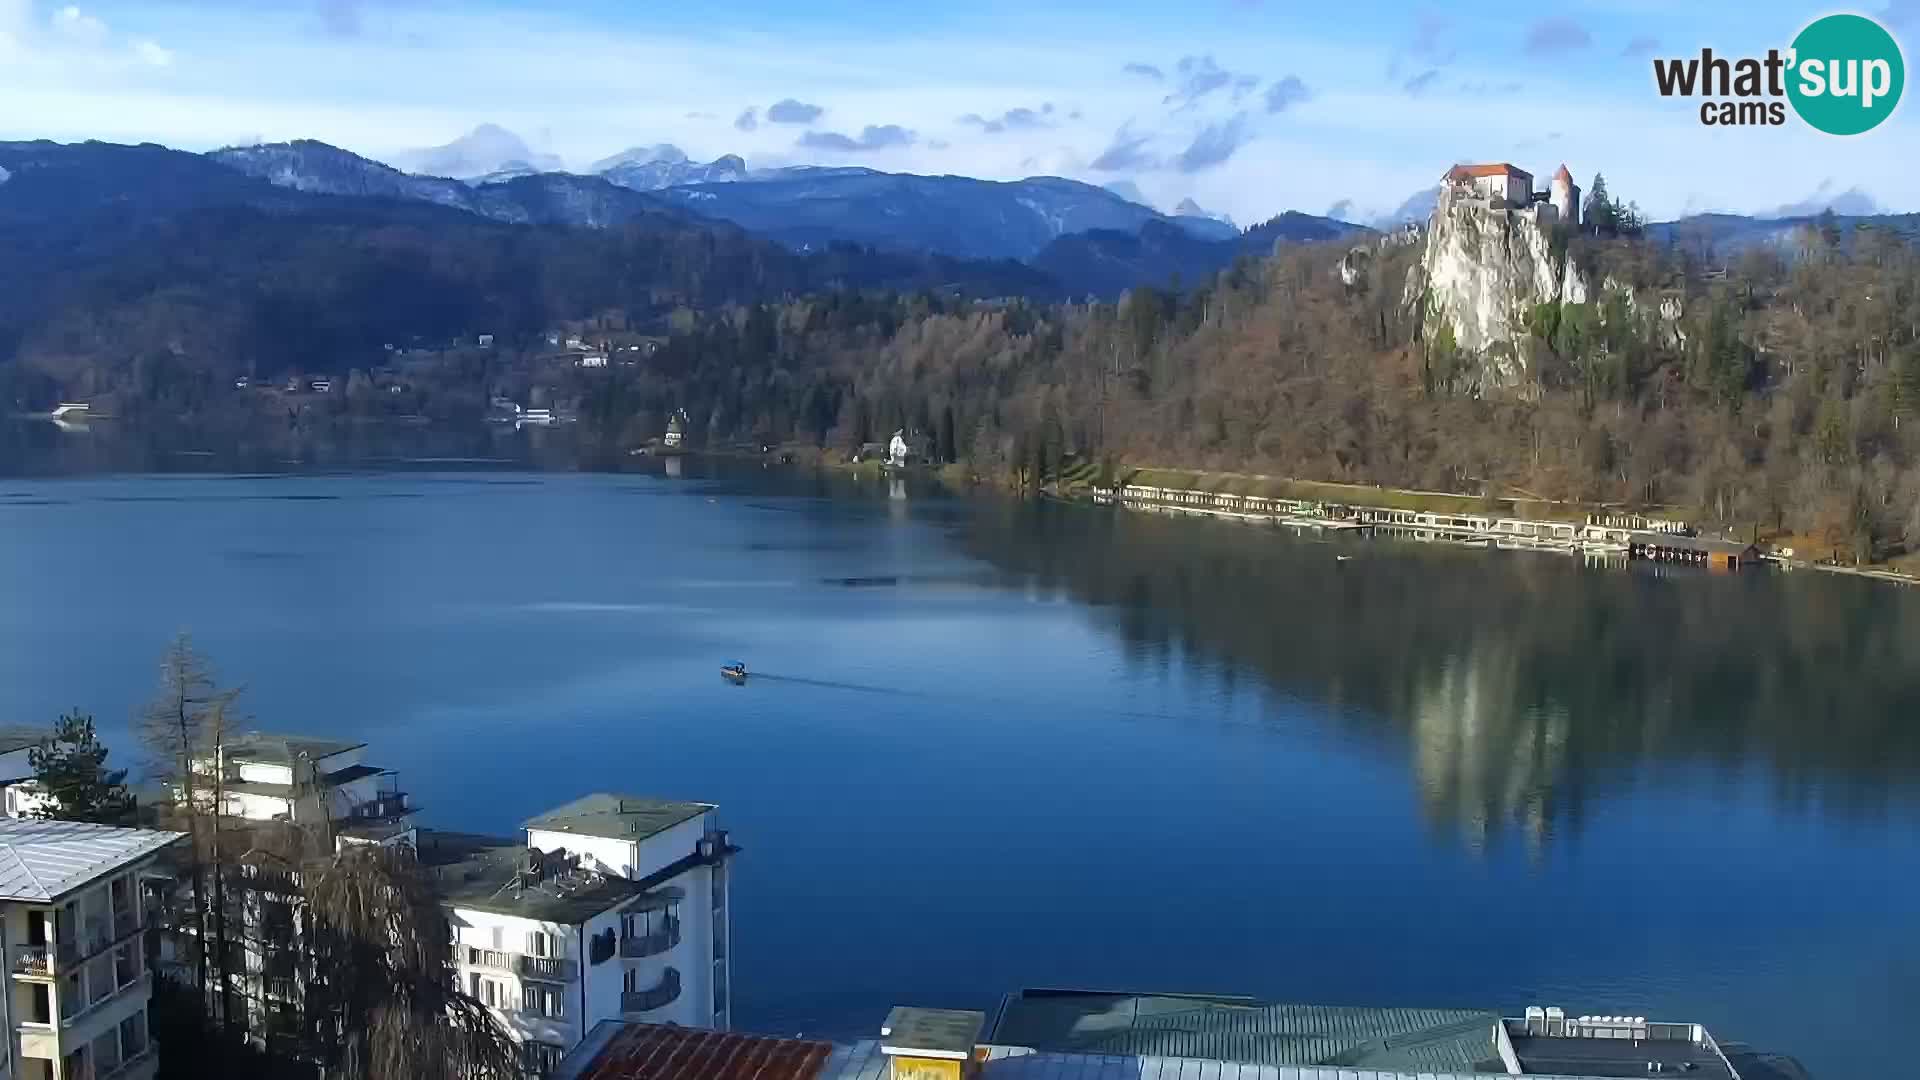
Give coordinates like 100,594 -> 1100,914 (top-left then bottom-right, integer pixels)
1406,182 -> 1589,389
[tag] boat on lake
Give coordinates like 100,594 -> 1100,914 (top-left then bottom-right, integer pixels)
721,662 -> 749,682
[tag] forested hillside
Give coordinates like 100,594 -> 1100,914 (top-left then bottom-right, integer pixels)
565,222 -> 1920,561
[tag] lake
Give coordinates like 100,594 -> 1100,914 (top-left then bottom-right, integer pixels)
1,453 -> 1917,1078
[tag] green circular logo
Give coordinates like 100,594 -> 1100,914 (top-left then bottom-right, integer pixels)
1787,14 -> 1905,135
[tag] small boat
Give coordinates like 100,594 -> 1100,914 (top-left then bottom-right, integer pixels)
1335,555 -> 1353,563
721,662 -> 749,682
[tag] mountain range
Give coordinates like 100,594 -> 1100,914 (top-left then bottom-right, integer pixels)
206,137 -> 1352,292
9,134 -> 1915,319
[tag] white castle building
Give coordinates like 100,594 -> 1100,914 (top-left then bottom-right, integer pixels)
1442,162 -> 1580,228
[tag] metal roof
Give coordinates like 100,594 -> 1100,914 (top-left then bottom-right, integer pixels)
559,1024 -> 1751,1080
0,818 -> 184,901
990,991 -> 1499,1073
0,725 -> 47,757
222,732 -> 365,766
524,793 -> 712,843
881,1007 -> 986,1058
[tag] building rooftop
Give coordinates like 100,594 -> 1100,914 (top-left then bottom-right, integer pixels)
1445,162 -> 1531,181
0,725 -> 47,757
564,1023 -> 835,1080
991,990 -> 1499,1073
1628,533 -> 1757,556
0,818 -> 184,901
524,793 -> 713,843
559,1025 -> 1721,1080
882,1007 -> 986,1059
1509,1034 -> 1732,1079
222,733 -> 365,766
0,725 -> 46,783
418,827 -> 672,925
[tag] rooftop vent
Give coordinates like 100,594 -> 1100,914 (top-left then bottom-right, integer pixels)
879,1006 -> 985,1080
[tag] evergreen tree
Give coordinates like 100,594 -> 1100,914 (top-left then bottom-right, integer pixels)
938,404 -> 957,464
1584,174 -> 1616,236
1819,208 -> 1842,248
29,710 -> 136,823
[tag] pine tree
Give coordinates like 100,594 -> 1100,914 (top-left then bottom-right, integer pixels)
28,710 -> 136,824
1584,174 -> 1616,236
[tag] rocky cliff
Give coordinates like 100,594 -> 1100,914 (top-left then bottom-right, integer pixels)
1406,182 -> 1589,389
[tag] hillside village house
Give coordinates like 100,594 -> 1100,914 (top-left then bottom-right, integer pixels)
0,818 -> 182,1080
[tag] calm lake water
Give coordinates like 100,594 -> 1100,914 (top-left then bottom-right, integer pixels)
2,450 -> 1917,1078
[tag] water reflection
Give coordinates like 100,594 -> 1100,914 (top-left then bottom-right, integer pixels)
957,499 -> 1920,841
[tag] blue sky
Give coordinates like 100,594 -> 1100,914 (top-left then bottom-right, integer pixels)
1,0 -> 1914,222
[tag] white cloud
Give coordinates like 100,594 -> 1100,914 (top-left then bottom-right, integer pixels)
0,1 -> 174,75
133,39 -> 172,67
52,5 -> 108,44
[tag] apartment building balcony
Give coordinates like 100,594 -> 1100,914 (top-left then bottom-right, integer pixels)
620,967 -> 681,1014
343,781 -> 412,824
619,917 -> 680,959
10,920 -> 141,980
463,946 -> 576,983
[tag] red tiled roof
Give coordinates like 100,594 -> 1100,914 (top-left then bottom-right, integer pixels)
1554,163 -> 1573,183
1444,163 -> 1531,182
577,1026 -> 835,1080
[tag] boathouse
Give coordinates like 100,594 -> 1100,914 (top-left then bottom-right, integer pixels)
1628,533 -> 1759,570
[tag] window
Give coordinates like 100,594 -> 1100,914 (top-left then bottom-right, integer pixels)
472,973 -> 507,1008
523,1041 -> 565,1078
522,982 -> 562,1018
526,929 -> 549,958
120,1009 -> 149,1060
490,926 -> 504,950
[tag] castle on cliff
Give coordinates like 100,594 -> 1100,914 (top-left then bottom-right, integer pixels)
1442,162 -> 1580,228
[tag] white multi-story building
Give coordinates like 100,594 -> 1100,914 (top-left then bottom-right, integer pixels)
0,818 -> 183,1080
421,793 -> 736,1079
158,733 -> 418,1042
186,733 -> 417,844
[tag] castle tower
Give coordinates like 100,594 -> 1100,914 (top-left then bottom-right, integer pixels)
1551,164 -> 1580,228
